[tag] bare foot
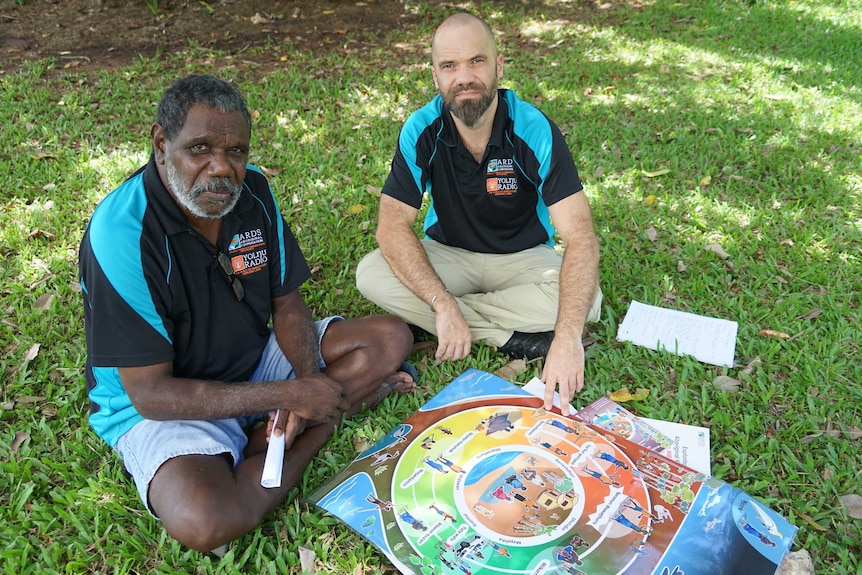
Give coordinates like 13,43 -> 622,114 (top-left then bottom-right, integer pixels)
371,363 -> 419,405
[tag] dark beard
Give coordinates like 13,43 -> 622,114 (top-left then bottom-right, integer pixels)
443,83 -> 497,128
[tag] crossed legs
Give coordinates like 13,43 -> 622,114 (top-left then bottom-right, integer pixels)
146,315 -> 414,552
357,241 -> 568,346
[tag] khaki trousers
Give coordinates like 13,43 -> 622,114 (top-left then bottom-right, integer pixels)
356,240 -> 602,347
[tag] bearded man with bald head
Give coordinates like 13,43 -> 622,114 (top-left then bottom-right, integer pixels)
357,13 -> 603,414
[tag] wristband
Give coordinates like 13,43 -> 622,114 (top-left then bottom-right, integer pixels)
430,289 -> 450,312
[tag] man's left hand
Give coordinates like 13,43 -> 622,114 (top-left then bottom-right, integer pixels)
268,410 -> 307,449
541,335 -> 585,417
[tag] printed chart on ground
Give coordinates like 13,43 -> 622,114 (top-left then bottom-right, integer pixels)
308,369 -> 797,575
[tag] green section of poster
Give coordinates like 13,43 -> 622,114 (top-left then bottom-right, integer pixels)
308,369 -> 796,575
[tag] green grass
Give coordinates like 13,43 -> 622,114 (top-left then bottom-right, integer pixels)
1,0 -> 860,572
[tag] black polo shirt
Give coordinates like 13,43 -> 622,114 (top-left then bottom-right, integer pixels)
79,156 -> 310,446
381,89 -> 583,254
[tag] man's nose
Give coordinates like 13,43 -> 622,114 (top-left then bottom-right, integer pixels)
207,150 -> 231,177
454,66 -> 476,86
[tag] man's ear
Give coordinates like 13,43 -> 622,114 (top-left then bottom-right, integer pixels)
496,53 -> 504,79
431,66 -> 439,91
151,124 -> 167,164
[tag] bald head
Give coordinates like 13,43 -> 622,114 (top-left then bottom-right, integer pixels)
431,13 -> 497,65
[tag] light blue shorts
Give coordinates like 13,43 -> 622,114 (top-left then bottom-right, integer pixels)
116,317 -> 341,515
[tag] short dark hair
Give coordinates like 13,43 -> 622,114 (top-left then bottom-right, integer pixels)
156,75 -> 251,141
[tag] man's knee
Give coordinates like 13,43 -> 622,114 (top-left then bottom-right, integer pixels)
376,315 -> 413,360
149,455 -> 260,551
355,249 -> 388,300
157,486 -> 261,551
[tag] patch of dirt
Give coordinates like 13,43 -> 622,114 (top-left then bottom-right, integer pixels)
0,0 -> 423,75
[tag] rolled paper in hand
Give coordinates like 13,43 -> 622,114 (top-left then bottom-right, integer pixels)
260,409 -> 284,488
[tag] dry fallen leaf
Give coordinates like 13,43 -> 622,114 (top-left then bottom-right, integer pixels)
11,430 -> 29,454
711,375 -> 741,393
677,260 -> 687,272
799,308 -> 822,320
642,169 -> 670,178
609,387 -> 649,402
299,546 -> 317,574
23,344 -> 41,362
840,494 -> 862,519
645,226 -> 658,242
26,229 -> 55,240
792,509 -> 827,531
34,293 -> 55,310
494,359 -> 527,381
705,243 -> 730,259
799,432 -> 821,445
848,426 -> 862,441
411,340 -> 436,355
29,272 -> 56,290
759,329 -> 791,340
259,165 -> 281,178
740,356 -> 762,376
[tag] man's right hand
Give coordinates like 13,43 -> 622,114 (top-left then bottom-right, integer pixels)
286,373 -> 349,421
433,294 -> 472,361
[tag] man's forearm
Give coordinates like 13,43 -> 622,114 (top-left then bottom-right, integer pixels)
271,290 -> 320,378
554,240 -> 600,341
121,367 -> 299,421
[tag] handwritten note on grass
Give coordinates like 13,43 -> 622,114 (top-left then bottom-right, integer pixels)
617,300 -> 738,367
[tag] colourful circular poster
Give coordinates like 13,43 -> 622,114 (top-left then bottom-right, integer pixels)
389,405 -> 651,574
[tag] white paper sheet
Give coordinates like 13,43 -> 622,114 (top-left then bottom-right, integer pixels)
642,417 -> 712,475
260,409 -> 284,488
617,300 -> 738,367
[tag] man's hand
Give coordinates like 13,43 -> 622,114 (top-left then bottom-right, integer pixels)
433,295 -> 472,361
541,335 -> 586,416
267,410 -> 307,449
285,373 -> 349,422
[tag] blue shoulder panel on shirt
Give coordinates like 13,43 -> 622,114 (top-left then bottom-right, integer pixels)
400,96 -> 444,197
89,172 -> 171,343
245,165 -> 286,286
